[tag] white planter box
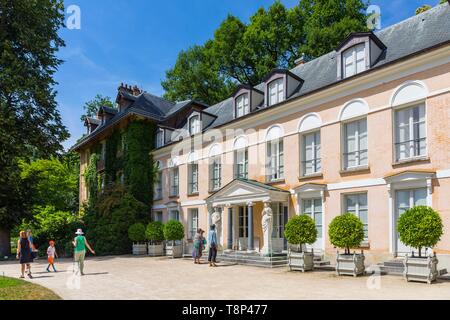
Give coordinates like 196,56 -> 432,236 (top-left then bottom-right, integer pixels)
404,255 -> 438,284
336,252 -> 365,277
165,244 -> 183,258
288,250 -> 314,272
132,243 -> 147,255
148,243 -> 164,256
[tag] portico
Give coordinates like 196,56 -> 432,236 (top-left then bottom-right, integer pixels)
206,179 -> 290,254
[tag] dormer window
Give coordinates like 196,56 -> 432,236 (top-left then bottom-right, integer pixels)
342,43 -> 366,78
268,78 -> 284,106
189,115 -> 200,135
155,128 -> 164,148
235,93 -> 249,118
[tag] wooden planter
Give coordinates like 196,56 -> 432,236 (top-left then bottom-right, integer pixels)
288,249 -> 314,272
404,255 -> 438,284
132,243 -> 147,255
165,243 -> 183,258
147,243 -> 164,257
336,252 -> 365,277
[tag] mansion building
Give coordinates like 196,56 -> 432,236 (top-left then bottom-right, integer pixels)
73,5 -> 450,266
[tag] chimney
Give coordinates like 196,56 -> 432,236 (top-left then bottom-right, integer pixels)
118,83 -> 142,97
294,54 -> 308,66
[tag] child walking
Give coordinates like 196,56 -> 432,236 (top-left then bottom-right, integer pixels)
46,240 -> 58,272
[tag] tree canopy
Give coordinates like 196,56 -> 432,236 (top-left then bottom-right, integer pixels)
0,0 -> 68,256
162,0 -> 369,105
80,94 -> 115,122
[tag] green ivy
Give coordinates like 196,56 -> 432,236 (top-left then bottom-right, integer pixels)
123,120 -> 155,205
105,130 -> 123,184
84,153 -> 100,209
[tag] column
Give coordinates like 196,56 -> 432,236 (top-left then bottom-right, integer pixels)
247,202 -> 254,251
227,206 -> 233,250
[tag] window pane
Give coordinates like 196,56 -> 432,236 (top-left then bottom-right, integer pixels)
414,188 -> 427,206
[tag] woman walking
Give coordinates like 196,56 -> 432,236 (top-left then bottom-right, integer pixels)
207,225 -> 218,267
16,231 -> 33,278
192,229 -> 206,264
72,229 -> 95,275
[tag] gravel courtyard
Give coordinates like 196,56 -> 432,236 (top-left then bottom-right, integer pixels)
1,255 -> 450,300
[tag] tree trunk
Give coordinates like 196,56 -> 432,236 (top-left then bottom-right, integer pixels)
418,247 -> 422,258
0,228 -> 11,258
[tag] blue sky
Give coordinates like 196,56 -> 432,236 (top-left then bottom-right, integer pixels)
58,0 -> 439,149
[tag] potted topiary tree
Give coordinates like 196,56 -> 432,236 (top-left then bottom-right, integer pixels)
128,223 -> 147,255
284,215 -> 317,272
397,206 -> 443,284
328,213 -> 365,277
146,221 -> 165,256
163,220 -> 185,258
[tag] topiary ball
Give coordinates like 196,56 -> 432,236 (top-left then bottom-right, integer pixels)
284,215 -> 317,246
128,223 -> 146,243
397,205 -> 443,251
163,220 -> 185,241
146,221 -> 165,243
328,213 -> 364,251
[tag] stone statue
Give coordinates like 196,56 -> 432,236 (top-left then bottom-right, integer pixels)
261,201 -> 273,255
211,208 -> 222,249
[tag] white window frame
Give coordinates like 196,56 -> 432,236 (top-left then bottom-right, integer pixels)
189,115 -> 201,135
188,162 -> 199,195
153,211 -> 163,222
235,93 -> 250,118
209,156 -> 221,191
342,117 -> 368,170
268,78 -> 284,106
154,171 -> 163,200
169,209 -> 180,221
169,167 -> 179,197
234,148 -> 248,179
301,198 -> 323,242
394,103 -> 427,162
266,138 -> 284,182
156,128 -> 164,148
188,208 -> 199,240
342,43 -> 366,78
344,193 -> 369,240
301,130 -> 321,176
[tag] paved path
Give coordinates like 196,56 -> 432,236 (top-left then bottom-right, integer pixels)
1,255 -> 450,300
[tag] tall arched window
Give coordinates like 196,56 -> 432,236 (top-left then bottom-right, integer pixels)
266,126 -> 284,181
233,136 -> 248,179
187,152 -> 199,195
299,114 -> 322,176
208,144 -> 222,191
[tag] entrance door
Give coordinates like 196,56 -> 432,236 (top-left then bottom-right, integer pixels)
271,203 -> 288,252
302,198 -> 323,251
395,188 -> 427,254
238,206 -> 248,250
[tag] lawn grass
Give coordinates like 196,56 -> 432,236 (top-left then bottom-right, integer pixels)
0,276 -> 61,300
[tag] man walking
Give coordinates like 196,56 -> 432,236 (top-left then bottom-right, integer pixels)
73,229 -> 95,275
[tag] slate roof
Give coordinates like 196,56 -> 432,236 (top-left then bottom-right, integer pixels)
72,4 -> 450,151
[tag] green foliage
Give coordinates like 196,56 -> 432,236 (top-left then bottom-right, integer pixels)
397,206 -> 443,256
0,0 -> 68,256
284,215 -> 317,251
18,156 -> 79,213
162,43 -> 236,105
146,221 -> 165,244
18,205 -> 83,257
84,153 -> 100,208
328,213 -> 365,254
84,184 -> 149,255
163,0 -> 369,104
416,4 -> 432,14
105,130 -> 123,185
80,94 -> 115,122
440,0 -> 447,4
123,121 -> 155,205
163,220 -> 185,241
128,223 -> 146,243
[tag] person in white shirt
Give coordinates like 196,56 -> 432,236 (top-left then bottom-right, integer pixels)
46,240 -> 58,272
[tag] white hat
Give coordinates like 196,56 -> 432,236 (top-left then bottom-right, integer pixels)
75,228 -> 84,235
